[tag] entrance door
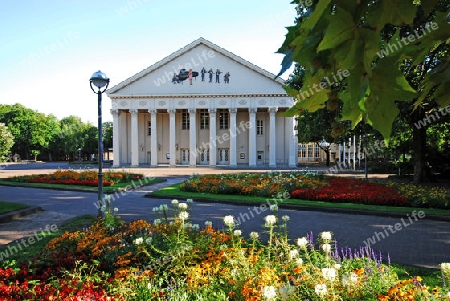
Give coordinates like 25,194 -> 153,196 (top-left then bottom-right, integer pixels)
199,149 -> 209,165
180,149 -> 190,165
218,148 -> 229,165
257,151 -> 264,165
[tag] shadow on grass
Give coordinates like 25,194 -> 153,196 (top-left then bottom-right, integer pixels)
0,215 -> 97,266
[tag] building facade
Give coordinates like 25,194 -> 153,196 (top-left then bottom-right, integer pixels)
106,38 -> 297,168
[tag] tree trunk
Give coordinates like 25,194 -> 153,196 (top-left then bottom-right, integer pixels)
412,109 -> 429,183
316,142 -> 331,166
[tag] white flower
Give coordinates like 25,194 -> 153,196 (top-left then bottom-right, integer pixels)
223,215 -> 235,227
269,204 -> 278,212
250,232 -> 259,240
334,264 -> 342,269
288,249 -> 299,260
315,284 -> 327,296
264,215 -> 277,226
186,198 -> 193,203
171,199 -> 179,205
147,283 -> 152,289
296,257 -> 303,266
321,231 -> 332,241
322,243 -> 332,253
192,224 -> 200,231
342,272 -> 358,286
179,211 -> 189,221
297,237 -> 308,248
178,203 -> 188,210
100,205 -> 106,212
204,220 -> 212,226
159,204 -> 168,211
145,237 -> 152,244
133,237 -> 144,245
262,285 -> 277,300
113,207 -> 118,212
322,268 -> 337,281
233,230 -> 242,236
153,219 -> 161,225
152,207 -> 159,212
440,262 -> 450,271
282,215 -> 290,222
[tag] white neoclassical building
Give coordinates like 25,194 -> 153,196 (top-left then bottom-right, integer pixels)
106,38 -> 297,168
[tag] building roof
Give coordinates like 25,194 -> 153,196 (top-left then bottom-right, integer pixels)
107,37 -> 285,95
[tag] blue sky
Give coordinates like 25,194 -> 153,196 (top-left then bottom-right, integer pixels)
0,1 -> 296,123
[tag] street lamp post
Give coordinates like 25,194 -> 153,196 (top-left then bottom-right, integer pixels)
89,70 -> 110,217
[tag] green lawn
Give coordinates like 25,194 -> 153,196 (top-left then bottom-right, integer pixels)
0,201 -> 29,215
150,183 -> 450,217
0,177 -> 165,193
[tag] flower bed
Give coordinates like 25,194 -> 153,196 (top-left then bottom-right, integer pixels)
290,177 -> 409,207
1,201 -> 449,300
5,170 -> 144,187
180,172 -> 328,197
180,172 -> 450,209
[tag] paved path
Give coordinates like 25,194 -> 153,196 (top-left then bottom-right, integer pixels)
0,163 -> 449,269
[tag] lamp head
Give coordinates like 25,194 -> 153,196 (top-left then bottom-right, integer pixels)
89,70 -> 110,91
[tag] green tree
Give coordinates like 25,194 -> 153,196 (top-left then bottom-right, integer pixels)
0,104 -> 58,160
278,0 -> 449,182
49,116 -> 87,161
103,121 -> 113,151
0,123 -> 14,161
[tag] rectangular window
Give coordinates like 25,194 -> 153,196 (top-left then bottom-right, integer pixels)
256,120 -> 263,135
182,109 -> 189,130
314,144 -> 319,158
199,109 -> 209,130
147,120 -> 151,136
219,109 -> 229,130
298,144 -> 306,158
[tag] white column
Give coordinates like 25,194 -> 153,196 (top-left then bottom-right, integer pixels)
343,141 -> 346,164
130,109 -> 139,167
149,109 -> 158,167
269,107 -> 277,168
111,109 -> 121,167
189,109 -> 197,167
353,135 -> 356,170
288,116 -> 297,168
168,109 -> 176,167
209,109 -> 217,167
248,108 -> 257,167
229,108 -> 237,167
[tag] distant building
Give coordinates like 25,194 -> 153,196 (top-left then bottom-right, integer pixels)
106,38 -> 297,167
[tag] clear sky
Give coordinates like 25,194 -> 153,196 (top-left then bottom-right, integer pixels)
0,0 -> 296,124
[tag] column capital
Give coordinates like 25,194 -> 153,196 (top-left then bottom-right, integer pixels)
269,107 -> 278,114
229,108 -> 237,114
189,108 -> 196,115
208,108 -> 217,114
168,109 -> 176,114
110,109 -> 120,116
129,109 -> 138,115
249,108 -> 257,114
148,109 -> 157,115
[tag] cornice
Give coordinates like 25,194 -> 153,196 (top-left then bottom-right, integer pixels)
110,93 -> 290,99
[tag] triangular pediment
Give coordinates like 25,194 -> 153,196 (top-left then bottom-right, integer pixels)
107,38 -> 287,97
